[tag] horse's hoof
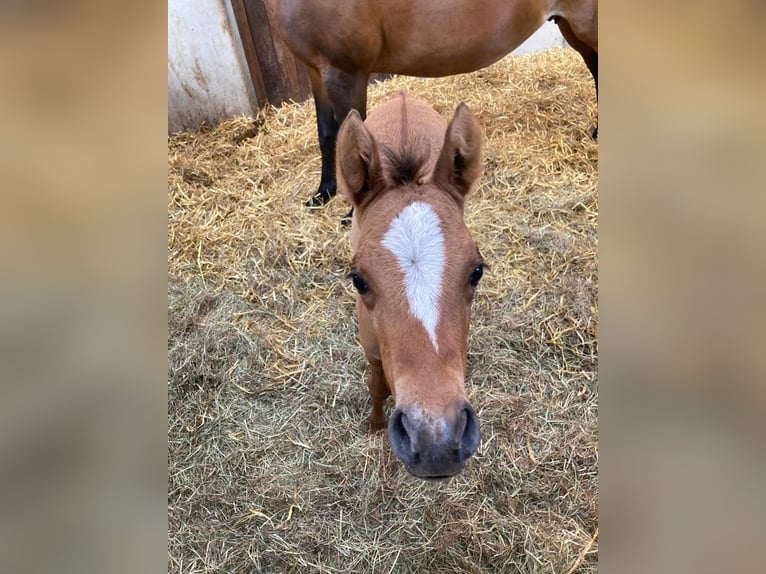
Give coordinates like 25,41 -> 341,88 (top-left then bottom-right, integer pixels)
305,193 -> 326,208
305,186 -> 336,208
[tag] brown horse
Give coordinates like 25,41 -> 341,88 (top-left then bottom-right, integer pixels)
263,0 -> 598,206
336,91 -> 483,479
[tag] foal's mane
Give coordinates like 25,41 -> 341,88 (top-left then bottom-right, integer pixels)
379,139 -> 431,187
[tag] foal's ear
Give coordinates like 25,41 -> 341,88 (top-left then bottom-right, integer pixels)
336,110 -> 384,208
433,102 -> 483,204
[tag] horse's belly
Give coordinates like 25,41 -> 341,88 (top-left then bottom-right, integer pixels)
371,1 -> 546,76
374,46 -> 513,77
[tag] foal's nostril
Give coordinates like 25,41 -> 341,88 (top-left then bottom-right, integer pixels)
388,409 -> 416,465
452,408 -> 468,448
458,405 -> 481,461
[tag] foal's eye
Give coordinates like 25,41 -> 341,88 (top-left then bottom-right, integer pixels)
469,264 -> 484,287
348,272 -> 369,295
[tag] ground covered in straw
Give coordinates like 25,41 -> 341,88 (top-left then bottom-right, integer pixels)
168,48 -> 598,573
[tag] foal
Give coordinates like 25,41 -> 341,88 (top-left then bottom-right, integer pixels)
337,92 -> 484,479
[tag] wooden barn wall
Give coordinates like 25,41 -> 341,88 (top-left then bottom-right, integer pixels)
230,0 -> 312,107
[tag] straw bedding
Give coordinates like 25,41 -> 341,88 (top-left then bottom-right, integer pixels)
168,47 -> 598,573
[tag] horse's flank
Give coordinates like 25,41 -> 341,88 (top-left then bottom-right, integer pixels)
267,0 -> 597,77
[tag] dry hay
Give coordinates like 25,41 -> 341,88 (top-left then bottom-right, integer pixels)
168,47 -> 598,573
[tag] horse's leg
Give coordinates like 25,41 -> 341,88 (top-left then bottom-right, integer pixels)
323,68 -> 369,220
305,65 -> 370,208
306,66 -> 341,207
553,16 -> 598,138
366,356 -> 391,431
324,67 -> 369,122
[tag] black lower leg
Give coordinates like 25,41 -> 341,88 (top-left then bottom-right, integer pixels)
307,98 -> 340,207
586,51 -> 598,96
586,51 -> 598,139
553,17 -> 598,139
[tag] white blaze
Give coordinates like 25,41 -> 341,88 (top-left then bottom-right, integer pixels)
382,201 -> 445,352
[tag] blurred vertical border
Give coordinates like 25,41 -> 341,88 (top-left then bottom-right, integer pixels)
0,1 -> 167,573
600,1 -> 766,572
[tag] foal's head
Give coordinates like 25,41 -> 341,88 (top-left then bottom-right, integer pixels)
337,96 -> 484,479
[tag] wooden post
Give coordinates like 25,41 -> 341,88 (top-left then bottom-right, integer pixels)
230,0 -> 312,107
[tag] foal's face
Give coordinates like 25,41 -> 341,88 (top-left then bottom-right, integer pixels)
350,192 -> 483,380
337,98 -> 484,478
350,190 -> 484,478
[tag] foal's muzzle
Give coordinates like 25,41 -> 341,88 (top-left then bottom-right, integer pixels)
388,402 -> 480,479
